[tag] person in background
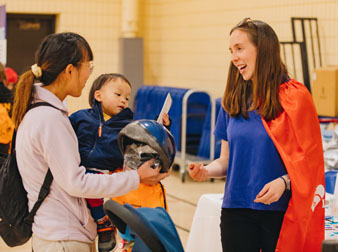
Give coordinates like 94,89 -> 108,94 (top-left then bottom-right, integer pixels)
69,73 -> 171,252
12,32 -> 169,252
0,62 -> 14,162
188,18 -> 324,252
0,62 -> 14,111
5,67 -> 18,90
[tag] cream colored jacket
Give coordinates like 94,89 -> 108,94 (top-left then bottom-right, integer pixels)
16,84 -> 139,243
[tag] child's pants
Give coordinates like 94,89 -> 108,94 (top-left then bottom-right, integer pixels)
85,169 -> 106,221
86,197 -> 105,221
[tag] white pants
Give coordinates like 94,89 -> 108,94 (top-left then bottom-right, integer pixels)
32,234 -> 96,252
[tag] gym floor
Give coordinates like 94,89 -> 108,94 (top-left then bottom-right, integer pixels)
0,169 -> 225,251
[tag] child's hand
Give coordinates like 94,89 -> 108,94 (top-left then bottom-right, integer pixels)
162,113 -> 170,126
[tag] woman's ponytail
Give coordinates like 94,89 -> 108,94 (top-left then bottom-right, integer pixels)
12,32 -> 93,128
12,70 -> 35,128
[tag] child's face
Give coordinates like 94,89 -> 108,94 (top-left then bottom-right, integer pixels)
94,78 -> 131,116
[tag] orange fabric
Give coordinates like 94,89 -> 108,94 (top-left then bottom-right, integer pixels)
111,169 -> 167,210
0,103 -> 14,146
111,169 -> 167,252
262,79 -> 325,252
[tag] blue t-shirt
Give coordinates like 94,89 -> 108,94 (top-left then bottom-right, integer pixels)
214,108 -> 290,211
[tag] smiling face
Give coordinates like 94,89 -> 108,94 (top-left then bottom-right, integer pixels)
94,77 -> 131,116
229,29 -> 258,81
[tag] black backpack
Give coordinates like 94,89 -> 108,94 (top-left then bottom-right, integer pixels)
0,102 -> 57,247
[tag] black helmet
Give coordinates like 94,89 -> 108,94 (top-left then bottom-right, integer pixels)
118,120 -> 176,173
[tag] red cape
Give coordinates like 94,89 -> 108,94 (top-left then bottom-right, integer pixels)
262,79 -> 325,252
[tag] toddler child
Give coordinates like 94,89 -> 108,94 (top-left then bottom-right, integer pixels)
69,73 -> 171,252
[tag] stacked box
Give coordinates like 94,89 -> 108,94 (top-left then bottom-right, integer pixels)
312,66 -> 338,117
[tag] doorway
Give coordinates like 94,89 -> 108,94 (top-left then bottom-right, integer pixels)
6,14 -> 55,75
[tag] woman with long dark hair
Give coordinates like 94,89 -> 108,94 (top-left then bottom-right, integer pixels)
12,32 -> 169,252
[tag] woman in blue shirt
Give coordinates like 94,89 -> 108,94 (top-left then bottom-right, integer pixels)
189,18 -> 292,252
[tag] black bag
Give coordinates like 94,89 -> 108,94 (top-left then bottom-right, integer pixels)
0,102 -> 57,247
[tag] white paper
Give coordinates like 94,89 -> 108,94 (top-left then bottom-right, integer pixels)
157,93 -> 172,124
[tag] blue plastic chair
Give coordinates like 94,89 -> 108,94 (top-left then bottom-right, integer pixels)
133,86 -> 210,154
325,170 -> 337,194
197,97 -> 222,159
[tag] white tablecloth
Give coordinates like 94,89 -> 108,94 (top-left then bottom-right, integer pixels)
186,193 -> 337,252
186,194 -> 223,252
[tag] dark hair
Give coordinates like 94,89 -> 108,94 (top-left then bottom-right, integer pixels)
12,32 -> 93,128
88,73 -> 131,107
223,18 -> 287,121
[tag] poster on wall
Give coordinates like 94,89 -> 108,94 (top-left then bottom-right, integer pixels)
0,5 -> 6,65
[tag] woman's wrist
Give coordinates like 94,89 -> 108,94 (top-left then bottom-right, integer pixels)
279,174 -> 291,191
204,158 -> 228,178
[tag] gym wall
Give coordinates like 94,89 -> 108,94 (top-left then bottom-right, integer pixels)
1,0 -> 337,113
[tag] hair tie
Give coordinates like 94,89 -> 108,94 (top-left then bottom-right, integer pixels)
31,64 -> 42,78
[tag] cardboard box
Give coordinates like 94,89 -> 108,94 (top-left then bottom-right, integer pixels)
312,66 -> 338,117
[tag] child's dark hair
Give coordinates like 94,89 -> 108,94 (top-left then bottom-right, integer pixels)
12,32 -> 93,128
88,73 -> 131,107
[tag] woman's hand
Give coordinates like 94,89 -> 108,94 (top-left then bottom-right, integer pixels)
254,177 -> 285,205
137,159 -> 170,185
188,163 -> 208,181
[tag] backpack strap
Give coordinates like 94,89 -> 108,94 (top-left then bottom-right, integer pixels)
10,130 -> 16,155
11,102 -> 59,151
18,102 -> 60,225
28,102 -> 59,112
24,169 -> 53,225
